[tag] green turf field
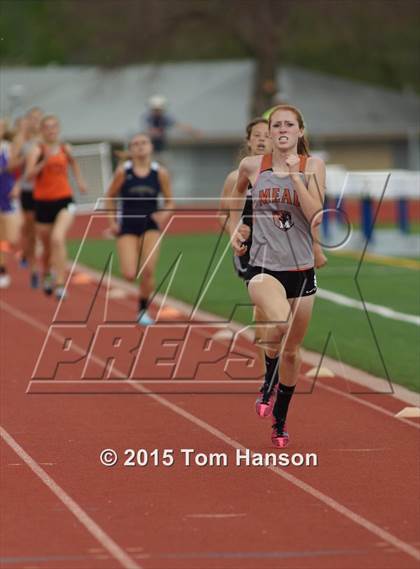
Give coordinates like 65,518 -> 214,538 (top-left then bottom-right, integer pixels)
68,233 -> 420,392
353,221 -> 420,234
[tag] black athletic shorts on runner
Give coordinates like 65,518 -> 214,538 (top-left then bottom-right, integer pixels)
20,191 -> 35,212
34,197 -> 74,224
245,265 -> 317,299
118,215 -> 159,237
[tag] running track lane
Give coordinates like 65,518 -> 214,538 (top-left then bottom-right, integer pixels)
1,264 -> 419,569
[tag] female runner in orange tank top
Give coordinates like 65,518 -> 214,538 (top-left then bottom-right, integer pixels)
229,105 -> 326,448
25,115 -> 87,299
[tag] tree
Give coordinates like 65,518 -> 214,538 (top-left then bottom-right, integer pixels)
1,0 -> 419,117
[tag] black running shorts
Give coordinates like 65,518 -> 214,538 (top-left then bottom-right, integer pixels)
245,265 -> 317,299
35,197 -> 75,224
20,191 -> 35,212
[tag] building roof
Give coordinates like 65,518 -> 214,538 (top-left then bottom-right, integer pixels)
1,61 -> 419,142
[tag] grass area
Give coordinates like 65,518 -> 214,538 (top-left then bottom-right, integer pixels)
68,233 -> 420,392
352,221 -> 420,234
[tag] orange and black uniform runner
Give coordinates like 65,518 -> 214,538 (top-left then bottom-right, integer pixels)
245,153 -> 317,298
34,144 -> 74,224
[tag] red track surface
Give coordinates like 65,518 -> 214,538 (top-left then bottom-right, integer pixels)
1,261 -> 420,569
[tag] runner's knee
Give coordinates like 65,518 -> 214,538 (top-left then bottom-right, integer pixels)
141,265 -> 155,285
283,346 -> 301,366
50,234 -> 65,249
122,268 -> 137,282
266,313 -> 289,338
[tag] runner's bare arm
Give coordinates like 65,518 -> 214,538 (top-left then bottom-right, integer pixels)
287,155 -> 326,224
25,145 -> 46,180
65,144 -> 87,194
219,169 -> 237,234
105,166 -> 125,233
154,167 -> 175,228
8,134 -> 25,171
9,179 -> 22,200
312,224 -> 328,268
229,157 -> 254,255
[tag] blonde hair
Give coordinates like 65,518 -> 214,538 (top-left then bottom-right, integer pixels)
41,114 -> 60,127
0,117 -> 14,141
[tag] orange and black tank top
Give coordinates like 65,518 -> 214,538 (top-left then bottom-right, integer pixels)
249,153 -> 314,272
34,144 -> 73,201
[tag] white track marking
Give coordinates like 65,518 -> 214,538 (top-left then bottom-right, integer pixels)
300,377 -> 420,430
395,407 -> 420,418
185,513 -> 246,519
2,300 -> 420,563
29,380 -> 259,385
0,427 -> 141,569
1,299 -> 419,428
71,263 -> 420,405
331,449 -> 386,453
305,366 -> 335,378
300,348 -> 419,406
133,385 -> 420,563
317,288 -> 420,326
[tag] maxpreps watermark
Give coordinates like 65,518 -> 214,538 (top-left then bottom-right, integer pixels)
100,448 -> 319,468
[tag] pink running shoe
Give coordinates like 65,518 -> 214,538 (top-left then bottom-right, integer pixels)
255,391 -> 275,418
271,422 -> 290,448
255,380 -> 277,418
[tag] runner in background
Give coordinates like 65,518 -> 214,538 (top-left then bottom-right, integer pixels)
24,115 -> 87,300
12,107 -> 43,287
106,132 -> 174,325
219,117 -> 272,380
0,118 -> 23,288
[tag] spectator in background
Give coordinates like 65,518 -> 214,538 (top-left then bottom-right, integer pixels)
143,95 -> 201,158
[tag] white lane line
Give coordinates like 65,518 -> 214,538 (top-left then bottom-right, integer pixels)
300,378 -> 420,430
0,428 -> 141,569
71,262 -> 420,405
3,298 -> 418,429
299,348 -> 419,407
134,386 -> 420,563
317,288 -> 420,326
2,301 -> 420,563
73,260 -> 420,326
330,449 -> 386,453
396,407 -> 420,418
27,380 -> 259,385
185,513 -> 247,519
1,300 -> 419,429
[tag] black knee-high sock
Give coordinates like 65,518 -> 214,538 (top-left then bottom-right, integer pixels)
263,353 -> 279,391
138,297 -> 148,312
273,383 -> 296,425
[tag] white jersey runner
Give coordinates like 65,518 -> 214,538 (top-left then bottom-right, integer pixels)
249,154 -> 314,272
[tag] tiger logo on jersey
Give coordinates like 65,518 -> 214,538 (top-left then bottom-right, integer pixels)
273,210 -> 294,231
